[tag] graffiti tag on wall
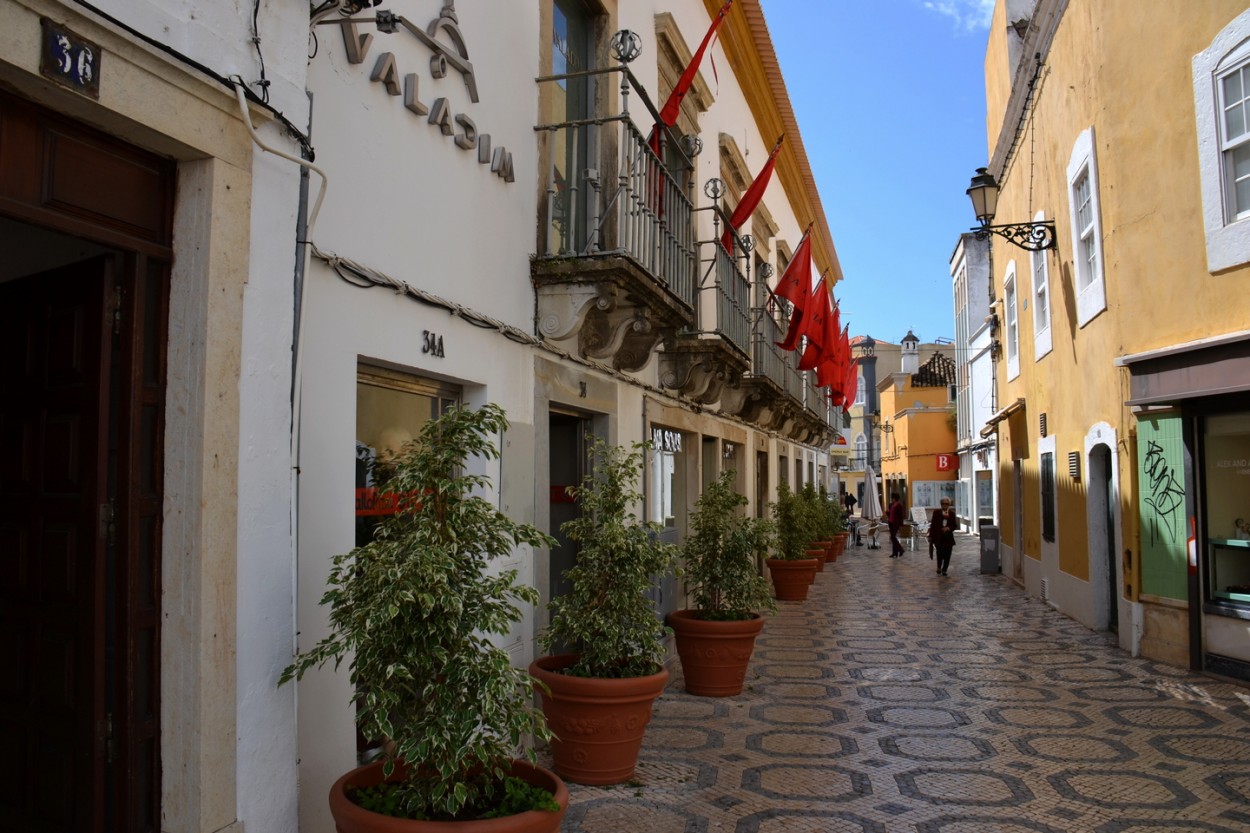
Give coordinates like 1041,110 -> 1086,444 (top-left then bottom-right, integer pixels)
1143,440 -> 1185,544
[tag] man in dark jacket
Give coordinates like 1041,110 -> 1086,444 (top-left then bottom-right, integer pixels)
887,492 -> 906,558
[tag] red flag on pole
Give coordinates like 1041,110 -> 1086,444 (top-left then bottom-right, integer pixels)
798,279 -> 833,371
774,233 -> 813,350
721,135 -> 785,251
659,0 -> 733,128
841,356 -> 859,413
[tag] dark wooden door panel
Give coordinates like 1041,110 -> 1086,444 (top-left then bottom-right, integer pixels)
0,258 -> 111,833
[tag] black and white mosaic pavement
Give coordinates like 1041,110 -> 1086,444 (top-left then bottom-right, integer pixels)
545,532 -> 1250,832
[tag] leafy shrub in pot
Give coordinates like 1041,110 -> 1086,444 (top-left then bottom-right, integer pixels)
281,404 -> 566,825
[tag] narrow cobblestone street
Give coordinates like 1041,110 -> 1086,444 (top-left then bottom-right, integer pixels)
549,532 -> 1250,832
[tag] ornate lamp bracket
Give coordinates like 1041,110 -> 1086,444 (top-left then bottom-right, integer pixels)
971,221 -> 1057,252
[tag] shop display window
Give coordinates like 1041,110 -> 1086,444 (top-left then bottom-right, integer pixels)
355,365 -> 459,547
649,426 -> 687,530
1203,411 -> 1250,607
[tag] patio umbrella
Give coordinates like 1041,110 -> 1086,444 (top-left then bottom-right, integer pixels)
861,466 -> 884,521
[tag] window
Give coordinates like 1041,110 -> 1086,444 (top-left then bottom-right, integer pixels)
1004,261 -> 1020,380
355,366 -> 460,546
648,426 -> 686,529
854,434 -> 867,469
1041,451 -> 1056,543
1193,10 -> 1250,271
1222,61 -> 1250,221
1030,211 -> 1052,358
854,373 -> 866,405
1066,127 -> 1106,326
1202,411 -> 1250,609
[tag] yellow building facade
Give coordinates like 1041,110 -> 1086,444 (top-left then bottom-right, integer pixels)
980,0 -> 1250,677
878,341 -> 959,518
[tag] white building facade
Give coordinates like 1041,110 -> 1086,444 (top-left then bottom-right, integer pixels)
950,234 -> 999,548
0,0 -> 309,831
292,1 -> 842,831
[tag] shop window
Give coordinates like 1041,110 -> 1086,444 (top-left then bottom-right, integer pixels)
649,426 -> 687,530
355,365 -> 460,547
1203,411 -> 1250,608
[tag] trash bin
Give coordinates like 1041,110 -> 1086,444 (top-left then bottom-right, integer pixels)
980,525 -> 1000,574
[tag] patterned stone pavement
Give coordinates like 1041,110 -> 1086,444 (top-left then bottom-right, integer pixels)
545,531 -> 1250,833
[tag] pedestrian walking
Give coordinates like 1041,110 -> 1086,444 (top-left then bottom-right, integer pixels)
887,492 -> 905,558
843,490 -> 857,517
929,497 -> 958,575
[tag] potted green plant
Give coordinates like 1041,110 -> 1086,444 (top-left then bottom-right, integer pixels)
281,404 -> 568,831
529,437 -> 676,786
819,484 -> 850,561
667,470 -> 777,696
766,483 -> 822,601
801,483 -> 832,571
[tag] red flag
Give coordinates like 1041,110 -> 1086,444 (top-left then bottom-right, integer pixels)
721,135 -> 785,251
774,233 -> 813,350
815,301 -> 843,386
659,0 -> 733,127
841,357 -> 859,413
798,280 -> 833,371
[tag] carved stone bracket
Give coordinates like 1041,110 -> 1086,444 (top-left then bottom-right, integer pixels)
720,383 -> 756,417
658,351 -> 719,400
614,327 -> 665,372
580,305 -> 652,363
535,282 -> 614,341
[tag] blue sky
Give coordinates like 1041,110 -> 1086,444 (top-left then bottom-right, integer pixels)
761,0 -> 994,345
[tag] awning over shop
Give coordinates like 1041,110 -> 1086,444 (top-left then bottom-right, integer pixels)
979,397 -> 1026,438
1115,329 -> 1250,406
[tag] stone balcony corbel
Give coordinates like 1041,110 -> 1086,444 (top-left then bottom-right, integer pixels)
532,253 -> 695,373
658,340 -> 744,405
536,283 -> 614,341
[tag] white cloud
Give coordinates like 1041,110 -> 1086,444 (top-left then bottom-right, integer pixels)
921,0 -> 995,32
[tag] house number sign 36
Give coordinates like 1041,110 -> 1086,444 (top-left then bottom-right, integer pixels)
40,18 -> 101,99
422,330 -> 445,358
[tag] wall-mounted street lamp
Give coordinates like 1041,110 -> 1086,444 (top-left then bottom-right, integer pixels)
966,167 -> 1056,251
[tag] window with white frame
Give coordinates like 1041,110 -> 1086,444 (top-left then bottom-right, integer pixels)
855,434 -> 867,468
1066,127 -> 1106,326
1193,10 -> 1250,272
1223,58 -> 1250,221
1030,211 -> 1052,358
854,373 -> 866,406
1004,261 -> 1020,380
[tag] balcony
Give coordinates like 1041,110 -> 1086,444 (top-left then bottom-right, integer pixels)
659,230 -> 752,404
715,308 -> 834,444
532,65 -> 697,372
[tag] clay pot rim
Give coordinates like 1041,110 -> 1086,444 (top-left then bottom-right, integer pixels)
667,609 -> 766,634
328,758 -> 569,831
528,654 -> 669,695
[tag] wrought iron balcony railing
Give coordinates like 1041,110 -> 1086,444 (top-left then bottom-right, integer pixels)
535,65 -> 696,312
752,313 -> 786,383
700,237 -> 751,358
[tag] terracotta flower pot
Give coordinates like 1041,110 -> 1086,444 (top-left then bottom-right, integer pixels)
328,758 -> 568,833
766,557 -> 819,601
528,654 -> 668,786
831,532 -> 850,562
667,609 -> 765,697
806,547 -> 827,572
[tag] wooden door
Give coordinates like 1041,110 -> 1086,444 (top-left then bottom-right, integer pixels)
0,252 -> 166,833
1,258 -> 112,833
